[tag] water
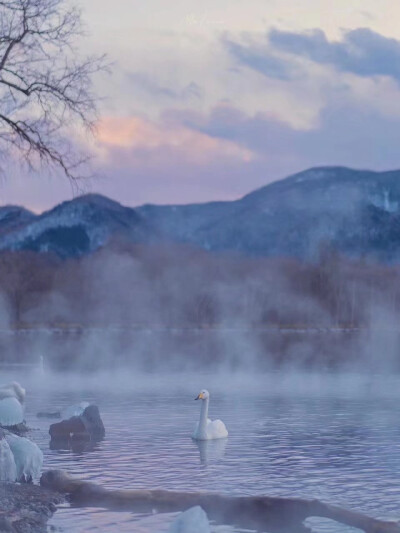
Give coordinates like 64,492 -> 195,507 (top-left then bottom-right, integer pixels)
4,371 -> 400,532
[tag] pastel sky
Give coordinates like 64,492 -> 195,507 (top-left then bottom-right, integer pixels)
3,0 -> 400,211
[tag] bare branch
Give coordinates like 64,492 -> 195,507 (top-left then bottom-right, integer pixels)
0,0 -> 107,181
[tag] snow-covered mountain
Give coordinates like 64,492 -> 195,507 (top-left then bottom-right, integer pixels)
0,194 -> 158,257
2,166 -> 400,259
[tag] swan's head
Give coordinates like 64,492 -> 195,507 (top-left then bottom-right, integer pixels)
195,389 -> 209,401
11,382 -> 25,404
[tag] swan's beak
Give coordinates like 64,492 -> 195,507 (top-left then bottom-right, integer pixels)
195,393 -> 203,400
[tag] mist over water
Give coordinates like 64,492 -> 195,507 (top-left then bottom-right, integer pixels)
2,247 -> 400,373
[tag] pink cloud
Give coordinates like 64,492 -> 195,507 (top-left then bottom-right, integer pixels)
97,115 -> 254,165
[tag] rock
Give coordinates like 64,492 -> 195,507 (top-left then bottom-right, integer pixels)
49,405 -> 105,442
2,422 -> 29,436
81,405 -> 105,439
61,402 -> 89,421
49,416 -> 86,439
0,480 -> 64,533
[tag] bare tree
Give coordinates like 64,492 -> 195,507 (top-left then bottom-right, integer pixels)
0,0 -> 105,181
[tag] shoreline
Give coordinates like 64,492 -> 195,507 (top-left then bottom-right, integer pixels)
0,482 -> 64,533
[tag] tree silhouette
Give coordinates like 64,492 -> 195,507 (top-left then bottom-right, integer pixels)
0,0 -> 105,181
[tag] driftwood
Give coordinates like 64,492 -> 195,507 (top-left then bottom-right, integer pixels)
40,470 -> 400,533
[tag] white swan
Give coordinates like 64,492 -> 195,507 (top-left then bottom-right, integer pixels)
192,389 -> 228,440
0,382 -> 25,427
168,506 -> 210,533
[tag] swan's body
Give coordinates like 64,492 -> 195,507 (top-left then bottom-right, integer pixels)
168,506 -> 210,533
5,433 -> 43,482
192,389 -> 228,441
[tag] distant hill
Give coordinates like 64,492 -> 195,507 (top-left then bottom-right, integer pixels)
0,194 -> 158,257
2,166 -> 400,259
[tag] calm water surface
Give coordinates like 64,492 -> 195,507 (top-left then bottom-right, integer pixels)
4,371 -> 400,532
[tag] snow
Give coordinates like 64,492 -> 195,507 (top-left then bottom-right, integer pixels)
168,506 -> 210,533
5,433 -> 43,482
0,437 -> 17,482
61,401 -> 90,420
0,397 -> 24,426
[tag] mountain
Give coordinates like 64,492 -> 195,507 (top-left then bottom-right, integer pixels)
138,166 -> 400,260
0,194 -> 158,257
2,166 -> 400,259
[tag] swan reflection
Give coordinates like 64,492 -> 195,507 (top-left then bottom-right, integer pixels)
195,437 -> 227,464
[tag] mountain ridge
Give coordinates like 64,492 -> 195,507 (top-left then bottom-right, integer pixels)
2,166 -> 400,259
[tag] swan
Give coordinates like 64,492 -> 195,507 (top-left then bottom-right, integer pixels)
168,506 -> 210,533
0,382 -> 25,427
192,389 -> 228,440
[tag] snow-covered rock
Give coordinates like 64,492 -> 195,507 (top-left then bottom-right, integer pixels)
0,397 -> 24,427
168,506 -> 210,533
61,401 -> 90,421
0,431 -> 17,481
0,382 -> 25,404
5,433 -> 43,482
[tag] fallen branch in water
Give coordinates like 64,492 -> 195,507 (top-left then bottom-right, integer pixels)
40,470 -> 400,533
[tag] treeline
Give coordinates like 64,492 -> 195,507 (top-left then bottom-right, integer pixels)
0,242 -> 399,330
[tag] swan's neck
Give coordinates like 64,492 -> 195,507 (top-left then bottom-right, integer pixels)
198,398 -> 209,436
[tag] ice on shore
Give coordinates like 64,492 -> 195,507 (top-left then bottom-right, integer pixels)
168,506 -> 210,533
0,397 -> 24,427
0,436 -> 17,482
61,401 -> 90,420
5,433 -> 43,482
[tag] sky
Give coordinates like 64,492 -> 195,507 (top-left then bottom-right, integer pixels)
2,0 -> 400,211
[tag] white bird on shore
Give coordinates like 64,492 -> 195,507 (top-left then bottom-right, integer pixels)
192,389 -> 228,440
0,382 -> 25,427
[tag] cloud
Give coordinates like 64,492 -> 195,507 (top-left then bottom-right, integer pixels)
224,37 -> 299,80
177,95 -> 400,175
127,72 -> 203,102
269,27 -> 400,82
96,115 -> 254,164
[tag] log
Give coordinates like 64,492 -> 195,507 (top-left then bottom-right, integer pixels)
40,470 -> 400,533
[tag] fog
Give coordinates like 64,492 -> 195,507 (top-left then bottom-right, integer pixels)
0,244 -> 399,374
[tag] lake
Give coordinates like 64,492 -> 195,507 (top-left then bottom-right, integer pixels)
3,370 -> 400,532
